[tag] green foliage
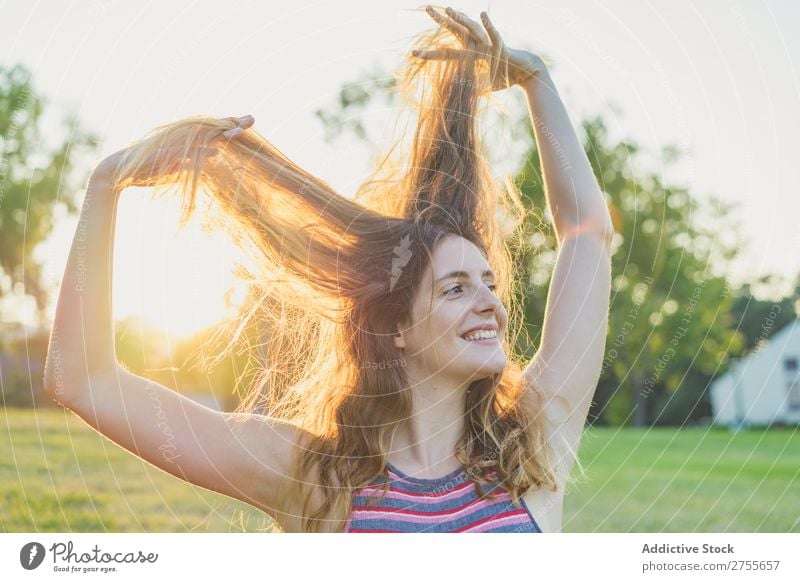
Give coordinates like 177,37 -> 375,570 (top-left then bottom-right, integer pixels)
0,329 -> 49,407
728,275 -> 800,355
313,66 -> 396,145
518,114 -> 746,427
113,314 -> 258,412
0,315 -> 252,411
0,63 -> 98,320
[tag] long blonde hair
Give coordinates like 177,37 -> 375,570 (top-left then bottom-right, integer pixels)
113,10 -> 566,532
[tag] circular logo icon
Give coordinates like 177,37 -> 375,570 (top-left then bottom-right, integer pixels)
20,542 -> 46,570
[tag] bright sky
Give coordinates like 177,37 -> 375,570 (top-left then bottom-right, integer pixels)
3,0 -> 799,337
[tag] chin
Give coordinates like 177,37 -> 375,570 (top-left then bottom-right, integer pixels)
467,355 -> 507,379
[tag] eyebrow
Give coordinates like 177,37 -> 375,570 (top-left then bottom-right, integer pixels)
435,269 -> 495,285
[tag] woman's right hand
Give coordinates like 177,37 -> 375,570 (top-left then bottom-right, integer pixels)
415,7 -> 548,92
90,114 -> 255,189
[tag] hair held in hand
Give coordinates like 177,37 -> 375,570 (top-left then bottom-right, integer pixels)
111,16 -> 570,532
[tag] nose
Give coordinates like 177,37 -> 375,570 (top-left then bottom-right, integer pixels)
472,283 -> 502,314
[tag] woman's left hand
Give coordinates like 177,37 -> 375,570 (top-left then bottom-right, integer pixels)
91,115 -> 255,189
414,6 -> 548,91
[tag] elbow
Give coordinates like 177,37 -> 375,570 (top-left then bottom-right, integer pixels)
42,363 -> 118,408
42,356 -> 67,403
41,371 -> 78,407
594,204 -> 616,254
599,219 -> 615,254
43,336 -> 119,404
602,195 -> 618,246
557,210 -> 616,253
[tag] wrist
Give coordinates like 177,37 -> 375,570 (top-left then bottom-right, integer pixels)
85,181 -> 123,207
520,68 -> 555,94
87,172 -> 123,196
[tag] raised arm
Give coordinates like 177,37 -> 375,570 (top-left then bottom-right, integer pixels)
522,70 -> 614,246
41,117 -> 307,524
519,67 -> 614,470
410,7 -> 614,455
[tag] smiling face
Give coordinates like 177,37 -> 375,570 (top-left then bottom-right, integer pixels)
394,234 -> 508,382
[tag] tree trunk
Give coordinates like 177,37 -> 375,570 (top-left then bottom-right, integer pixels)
633,374 -> 649,427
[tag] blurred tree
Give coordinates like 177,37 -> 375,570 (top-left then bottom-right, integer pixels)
314,66 -> 748,427
112,314 -> 253,412
515,114 -> 745,427
313,65 -> 396,146
0,330 -> 48,407
727,274 -> 800,355
0,63 -> 98,326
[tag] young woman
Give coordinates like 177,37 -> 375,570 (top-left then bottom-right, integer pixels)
44,6 -> 613,533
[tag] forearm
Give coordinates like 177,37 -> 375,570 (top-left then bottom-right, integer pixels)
522,71 -> 613,243
43,177 -> 121,401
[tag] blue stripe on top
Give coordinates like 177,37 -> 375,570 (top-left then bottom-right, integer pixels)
343,462 -> 543,533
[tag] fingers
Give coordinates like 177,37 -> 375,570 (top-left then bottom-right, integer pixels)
445,7 -> 489,45
221,114 -> 255,139
425,5 -> 470,45
480,12 -> 502,48
222,126 -> 244,139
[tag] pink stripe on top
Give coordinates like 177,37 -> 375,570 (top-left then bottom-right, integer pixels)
343,462 -> 542,533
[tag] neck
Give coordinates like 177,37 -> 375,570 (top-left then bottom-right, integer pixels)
389,368 -> 471,474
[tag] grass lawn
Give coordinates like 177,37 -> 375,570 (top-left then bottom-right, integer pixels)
1,407 -> 798,532
0,408 -> 272,533
565,424 -> 800,532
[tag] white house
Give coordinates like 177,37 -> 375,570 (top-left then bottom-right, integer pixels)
710,318 -> 800,427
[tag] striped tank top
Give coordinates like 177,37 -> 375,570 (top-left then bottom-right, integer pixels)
343,462 -> 542,533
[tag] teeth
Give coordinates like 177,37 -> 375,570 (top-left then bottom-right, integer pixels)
462,329 -> 498,341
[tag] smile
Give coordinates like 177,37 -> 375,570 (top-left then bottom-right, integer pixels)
460,329 -> 498,342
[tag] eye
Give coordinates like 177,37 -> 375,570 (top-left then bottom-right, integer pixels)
443,282 -> 497,297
